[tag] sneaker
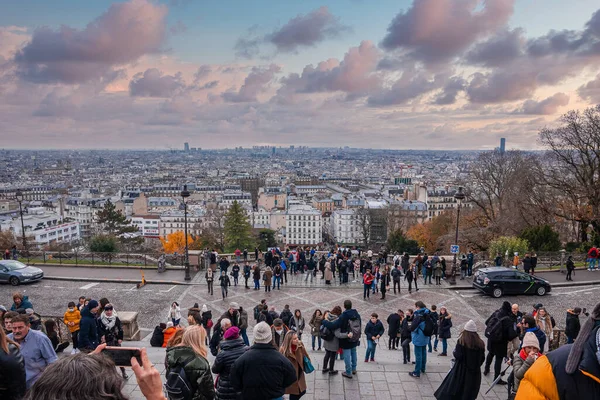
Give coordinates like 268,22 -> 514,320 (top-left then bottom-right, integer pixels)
352,370 -> 357,375
403,360 -> 407,364
342,372 -> 353,379
438,353 -> 447,356
364,359 -> 369,363
408,372 -> 420,378
322,369 -> 329,374
434,348 -> 438,352
412,361 -> 416,364
329,370 -> 338,375
370,358 -> 375,362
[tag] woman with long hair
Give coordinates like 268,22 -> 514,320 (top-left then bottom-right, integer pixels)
434,320 -> 485,400
436,307 -> 453,356
309,309 -> 323,351
535,307 -> 554,353
280,331 -> 311,400
97,303 -> 128,379
165,325 -> 215,399
289,309 -> 306,340
0,326 -> 26,400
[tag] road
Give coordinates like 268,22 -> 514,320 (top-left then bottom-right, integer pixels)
37,264 -> 197,283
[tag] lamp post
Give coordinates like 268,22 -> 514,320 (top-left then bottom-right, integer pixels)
15,189 -> 27,251
449,186 -> 466,285
181,185 -> 191,281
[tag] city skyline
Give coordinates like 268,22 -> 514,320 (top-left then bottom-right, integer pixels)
1,0 -> 600,150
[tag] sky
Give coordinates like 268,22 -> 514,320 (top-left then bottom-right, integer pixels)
1,0 -> 600,150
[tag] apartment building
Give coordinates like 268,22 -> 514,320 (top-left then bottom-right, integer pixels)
285,205 -> 322,246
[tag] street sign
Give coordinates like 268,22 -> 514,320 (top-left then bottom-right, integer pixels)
450,245 -> 459,254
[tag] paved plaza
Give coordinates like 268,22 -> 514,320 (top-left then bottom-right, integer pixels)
2,268 -> 599,399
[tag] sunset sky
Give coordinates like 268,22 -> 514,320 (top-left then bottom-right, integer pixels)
1,0 -> 600,150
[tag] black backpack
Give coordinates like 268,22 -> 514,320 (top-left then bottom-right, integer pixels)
165,356 -> 195,400
347,317 -> 362,342
485,313 -> 506,342
319,324 -> 334,341
421,314 -> 435,337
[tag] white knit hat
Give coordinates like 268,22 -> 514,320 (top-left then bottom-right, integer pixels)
253,321 -> 273,344
201,304 -> 208,313
522,332 -> 540,350
464,320 -> 477,332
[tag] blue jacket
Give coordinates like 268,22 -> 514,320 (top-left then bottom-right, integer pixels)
365,320 -> 385,340
410,308 -> 430,346
78,307 -> 99,350
11,295 -> 33,311
321,308 -> 361,349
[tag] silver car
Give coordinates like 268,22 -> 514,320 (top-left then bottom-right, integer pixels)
0,260 -> 44,286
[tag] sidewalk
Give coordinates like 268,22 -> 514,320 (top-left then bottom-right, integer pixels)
39,265 -> 197,284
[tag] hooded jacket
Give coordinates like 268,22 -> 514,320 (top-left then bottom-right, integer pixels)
10,296 -> 33,312
63,308 -> 81,333
77,307 -> 98,350
166,346 -> 215,400
162,326 -> 177,348
212,338 -> 247,400
410,307 -> 431,347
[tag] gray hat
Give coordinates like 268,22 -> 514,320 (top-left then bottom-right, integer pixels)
230,302 -> 240,309
253,321 -> 273,344
464,320 -> 477,333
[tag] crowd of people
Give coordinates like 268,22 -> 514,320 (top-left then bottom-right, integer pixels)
0,286 -> 599,400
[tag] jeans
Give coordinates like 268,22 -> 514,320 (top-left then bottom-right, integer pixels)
323,349 -> 336,371
365,339 -> 377,360
233,276 -> 238,286
467,264 -> 473,276
273,276 -> 281,289
342,347 -> 357,374
207,281 -> 213,295
393,280 -> 400,293
435,338 -> 447,354
312,335 -> 322,350
363,284 -> 371,299
254,279 -> 260,289
304,271 -> 313,282
413,345 -> 427,375
241,328 -> 249,346
402,340 -> 411,362
221,286 -> 228,299
428,335 -> 437,352
172,318 -> 180,327
588,258 -> 597,270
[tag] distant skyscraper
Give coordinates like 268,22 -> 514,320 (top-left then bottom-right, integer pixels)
184,142 -> 189,152
500,138 -> 506,154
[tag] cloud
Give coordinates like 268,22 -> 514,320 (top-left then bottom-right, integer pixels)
465,28 -> 525,67
222,64 -> 281,102
170,20 -> 188,35
266,6 -> 349,53
129,68 -> 185,97
432,76 -> 466,105
368,70 -> 446,107
235,6 -> 349,58
276,41 -> 381,102
13,0 -> 167,83
380,0 -> 515,64
517,93 -> 570,115
578,73 -> 600,103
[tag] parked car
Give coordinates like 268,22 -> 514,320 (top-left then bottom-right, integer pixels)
0,260 -> 44,286
473,267 -> 551,298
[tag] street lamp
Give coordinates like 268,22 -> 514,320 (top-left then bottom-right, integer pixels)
15,189 -> 27,251
449,186 -> 466,285
181,185 -> 191,281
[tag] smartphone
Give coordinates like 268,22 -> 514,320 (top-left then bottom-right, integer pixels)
103,347 -> 142,367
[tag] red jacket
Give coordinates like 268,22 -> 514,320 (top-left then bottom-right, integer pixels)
363,274 -> 374,285
588,247 -> 598,258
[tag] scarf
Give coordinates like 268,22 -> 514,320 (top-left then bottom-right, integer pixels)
519,348 -> 541,361
101,311 -> 117,330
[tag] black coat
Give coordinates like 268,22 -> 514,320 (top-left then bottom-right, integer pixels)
230,343 -> 296,400
438,314 -> 453,339
430,311 -> 439,335
0,343 -> 26,400
212,338 -> 247,400
97,317 -> 123,345
387,313 -> 401,337
434,343 -> 485,400
400,317 -> 412,340
78,307 -> 99,350
485,303 -> 518,357
280,309 -> 293,327
565,311 -> 581,339
150,326 -> 164,347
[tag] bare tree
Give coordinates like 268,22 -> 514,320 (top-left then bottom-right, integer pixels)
388,203 -> 419,233
539,105 -> 600,241
204,204 -> 226,251
356,207 -> 371,248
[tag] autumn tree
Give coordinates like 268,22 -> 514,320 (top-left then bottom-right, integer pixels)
160,231 -> 194,254
223,201 -> 254,252
0,231 -> 16,250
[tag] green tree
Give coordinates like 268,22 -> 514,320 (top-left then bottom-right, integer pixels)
89,235 -> 119,260
223,201 -> 254,252
519,225 -> 561,251
387,229 -> 420,254
488,236 -> 530,260
257,229 -> 277,251
96,200 -> 139,236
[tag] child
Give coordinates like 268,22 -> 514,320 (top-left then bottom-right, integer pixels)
510,332 -> 541,399
64,301 -> 81,354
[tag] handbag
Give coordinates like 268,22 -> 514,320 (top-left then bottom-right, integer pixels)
303,355 -> 314,374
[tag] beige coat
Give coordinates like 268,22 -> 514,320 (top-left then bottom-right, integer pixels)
284,345 -> 309,395
324,263 -> 333,281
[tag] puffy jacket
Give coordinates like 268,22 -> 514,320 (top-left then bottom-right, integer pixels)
321,308 -> 361,349
512,350 -> 539,394
166,346 -> 215,400
212,338 -> 248,400
63,308 -> 81,333
162,327 -> 177,348
516,325 -> 600,400
77,307 -> 98,350
365,320 -> 385,340
438,313 -> 453,339
0,343 -> 26,400
230,343 -> 297,400
150,326 -> 164,348
410,308 -> 430,347
10,296 -> 33,312
565,310 -> 581,339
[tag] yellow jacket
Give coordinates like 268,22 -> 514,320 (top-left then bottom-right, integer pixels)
64,308 -> 81,333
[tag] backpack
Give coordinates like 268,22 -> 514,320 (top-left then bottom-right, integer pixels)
347,317 -> 362,342
421,314 -> 435,337
485,313 -> 507,342
210,253 -> 216,263
319,324 -> 334,341
164,356 -> 195,400
253,305 -> 261,321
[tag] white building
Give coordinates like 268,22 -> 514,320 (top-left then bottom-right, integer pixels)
330,209 -> 361,245
159,209 -> 205,237
131,215 -> 161,239
0,207 -> 80,247
220,191 -> 252,209
286,205 -> 322,246
64,197 -> 111,239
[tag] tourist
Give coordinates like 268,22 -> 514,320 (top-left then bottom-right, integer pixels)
210,318 -> 232,356
289,309 -> 306,340
483,301 -> 518,384
380,268 -> 390,299
386,309 -> 403,350
401,309 -> 413,364
201,304 -> 213,344
212,326 -> 248,400
320,300 -> 361,379
280,331 -> 311,400
0,323 -> 26,400
263,266 -> 273,292
271,318 -> 289,349
78,299 -> 100,352
8,314 -> 57,388
97,303 -> 128,379
509,332 -> 541,400
587,246 -> 598,271
230,322 -> 296,400
162,322 -> 177,348
428,305 -> 439,353
436,307 -> 452,356
433,320 -> 485,400
150,323 -> 166,348
280,305 -> 293,327
243,261 -> 251,288
309,309 -> 323,351
219,303 -> 241,328
273,262 -> 282,289
434,260 -> 443,285
535,307 -> 554,353
167,302 -> 181,326
43,320 -> 69,353
364,313 -> 384,363
408,301 -> 431,378
166,325 -> 215,399
231,262 -> 240,286
363,269 -> 374,299
321,306 -> 343,375
3,311 -> 17,335
237,304 -> 249,346
405,263 -> 419,293
565,307 -> 582,344
219,270 -> 231,299
63,301 -> 81,353
205,268 -> 214,295
566,256 -> 575,281
10,292 -> 33,312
